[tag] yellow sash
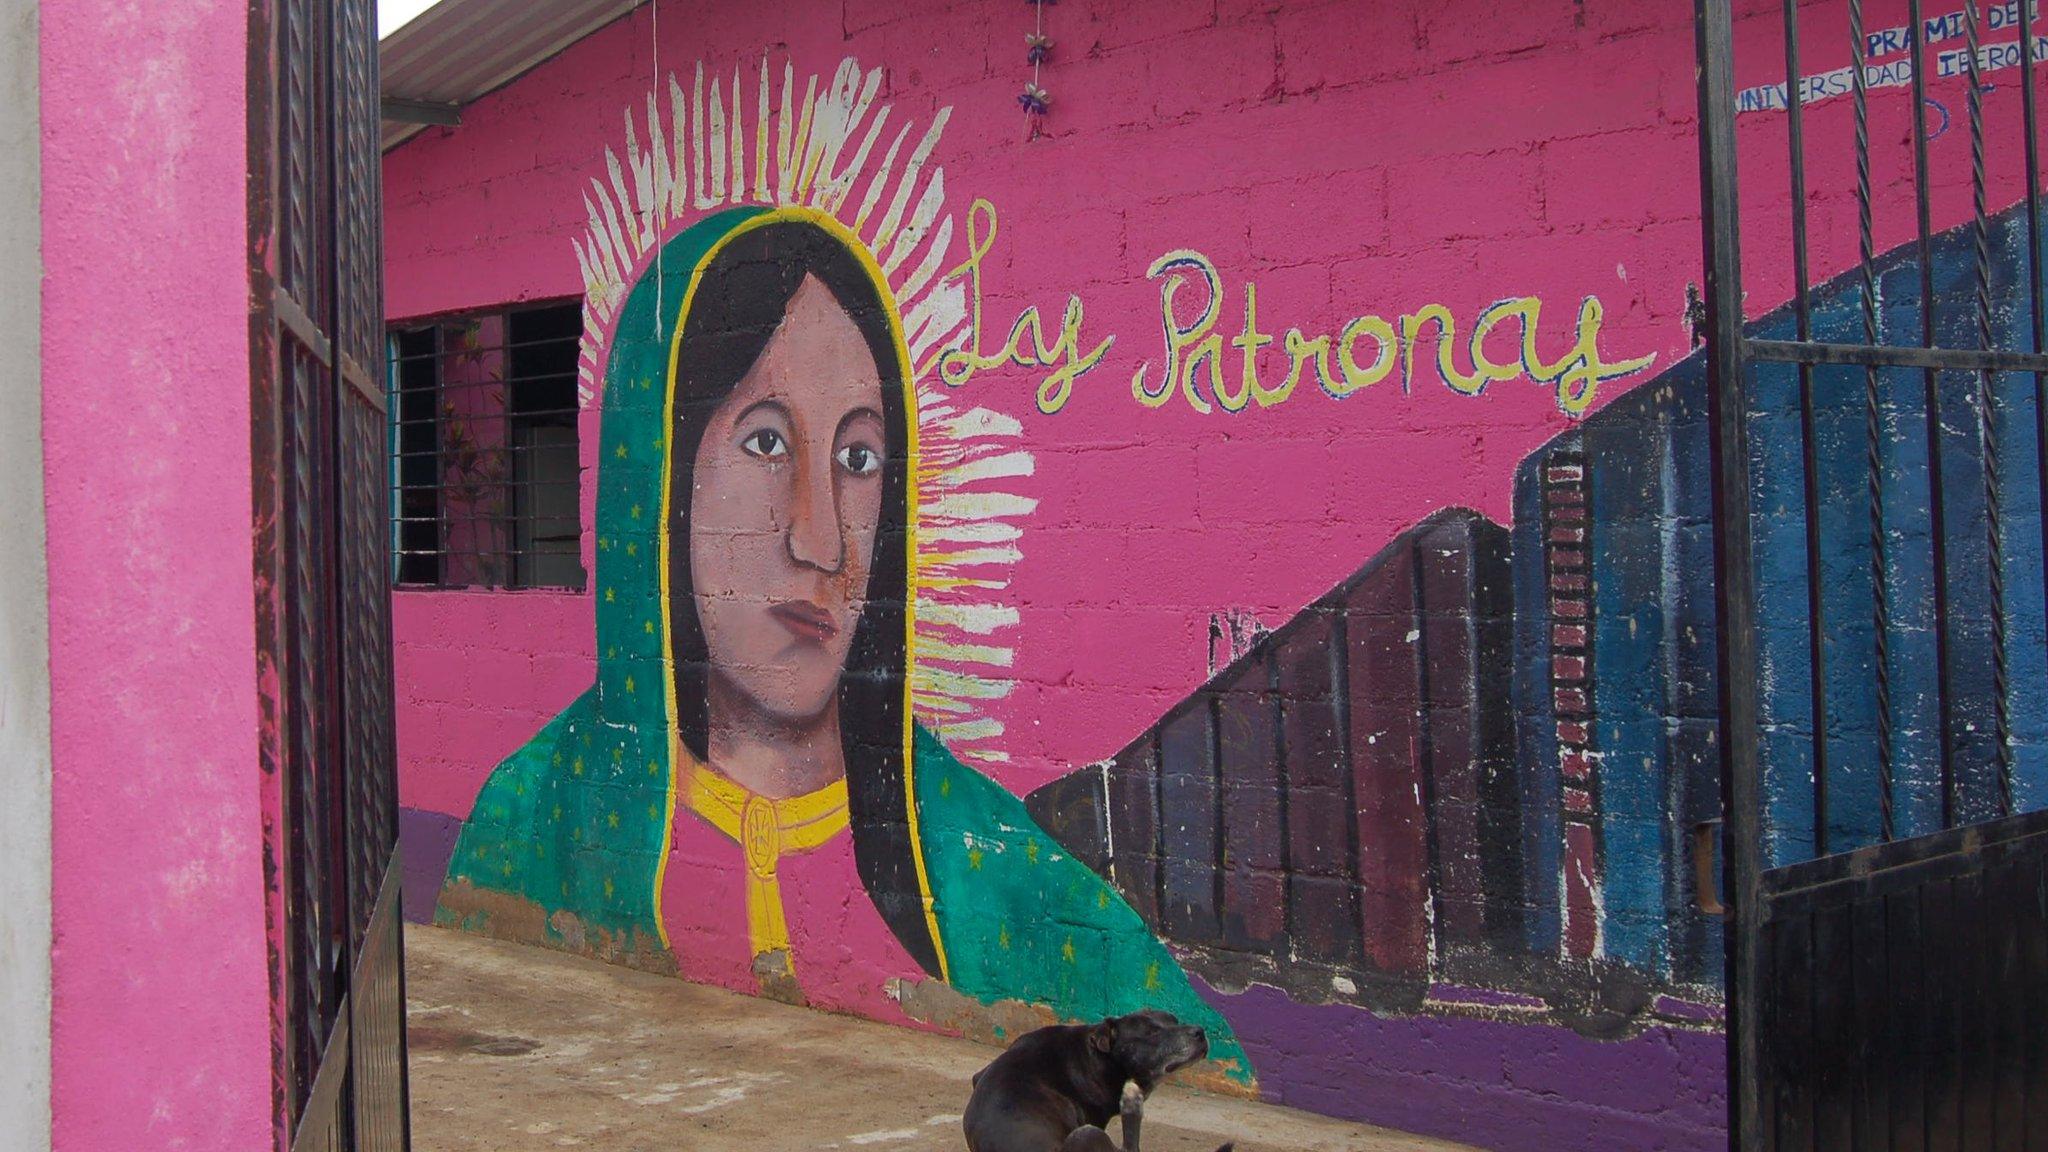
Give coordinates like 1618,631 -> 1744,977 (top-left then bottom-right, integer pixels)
676,741 -> 850,965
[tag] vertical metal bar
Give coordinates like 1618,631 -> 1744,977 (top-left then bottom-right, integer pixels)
430,323 -> 448,587
1784,0 -> 1831,857
2026,0 -> 2048,771
244,0 -> 298,1133
1696,0 -> 1762,1143
2031,0 -> 2048,733
1963,1 -> 2015,818
317,1 -> 358,1139
384,335 -> 400,584
1782,3 -> 1812,336
1866,0 -> 1900,841
1907,0 -> 1961,831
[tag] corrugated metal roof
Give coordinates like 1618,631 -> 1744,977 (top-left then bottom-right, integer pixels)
380,0 -> 640,151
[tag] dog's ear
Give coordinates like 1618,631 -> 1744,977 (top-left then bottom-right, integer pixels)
1088,1019 -> 1117,1054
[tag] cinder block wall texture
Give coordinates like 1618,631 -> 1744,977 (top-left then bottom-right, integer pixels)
383,2 -> 2043,1148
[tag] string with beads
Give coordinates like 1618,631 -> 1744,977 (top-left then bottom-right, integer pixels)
1019,0 -> 1052,134
651,0 -> 663,340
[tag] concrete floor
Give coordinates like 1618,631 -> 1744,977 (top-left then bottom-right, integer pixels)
404,924 -> 1475,1152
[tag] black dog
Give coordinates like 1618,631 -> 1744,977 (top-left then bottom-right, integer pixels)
963,1009 -> 1234,1152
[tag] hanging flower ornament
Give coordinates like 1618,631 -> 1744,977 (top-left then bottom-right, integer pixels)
1019,0 -> 1053,132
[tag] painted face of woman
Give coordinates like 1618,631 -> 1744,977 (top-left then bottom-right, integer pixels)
688,274 -> 887,729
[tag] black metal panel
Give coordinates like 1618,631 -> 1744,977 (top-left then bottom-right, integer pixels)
1754,810 -> 2048,1149
259,0 -> 405,1144
342,387 -> 397,945
284,331 -> 347,1117
1883,888 -> 1928,1152
334,0 -> 381,378
1846,893 -> 1889,1152
1695,0 -> 2048,1143
278,0 -> 330,327
290,1005 -> 350,1152
351,860 -> 408,1152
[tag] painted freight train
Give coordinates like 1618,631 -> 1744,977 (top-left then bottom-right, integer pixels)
1028,199 -> 2048,1035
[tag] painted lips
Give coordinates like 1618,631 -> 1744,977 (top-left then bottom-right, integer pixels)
769,600 -> 839,643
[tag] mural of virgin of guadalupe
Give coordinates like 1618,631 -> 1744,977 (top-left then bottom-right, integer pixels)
436,204 -> 1249,1082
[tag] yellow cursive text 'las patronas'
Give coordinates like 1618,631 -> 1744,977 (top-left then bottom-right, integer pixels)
930,200 -> 1658,418
929,199 -> 1115,416
1128,251 -> 1657,417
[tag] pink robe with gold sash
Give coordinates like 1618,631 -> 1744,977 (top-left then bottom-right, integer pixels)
656,749 -> 923,1026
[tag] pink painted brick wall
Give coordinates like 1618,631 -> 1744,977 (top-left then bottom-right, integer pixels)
383,1 -> 2040,1148
41,2 -> 271,1150
387,0 -> 1713,818
394,591 -> 592,816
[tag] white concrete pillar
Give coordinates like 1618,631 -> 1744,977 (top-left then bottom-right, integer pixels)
0,1 -> 51,1149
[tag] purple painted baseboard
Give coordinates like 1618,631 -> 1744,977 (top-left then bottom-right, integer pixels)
398,806 -> 463,924
1196,978 -> 1728,1152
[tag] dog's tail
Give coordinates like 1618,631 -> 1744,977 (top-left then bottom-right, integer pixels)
1212,1144 -> 1235,1152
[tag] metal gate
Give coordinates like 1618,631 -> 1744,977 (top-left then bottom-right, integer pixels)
250,0 -> 410,1148
1695,0 -> 2048,1147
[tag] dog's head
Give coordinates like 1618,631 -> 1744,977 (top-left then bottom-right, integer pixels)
1087,1010 -> 1210,1089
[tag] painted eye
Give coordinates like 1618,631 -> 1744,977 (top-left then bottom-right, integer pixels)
836,444 -> 881,476
741,429 -> 788,460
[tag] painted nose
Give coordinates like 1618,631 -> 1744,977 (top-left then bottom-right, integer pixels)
786,451 -> 843,572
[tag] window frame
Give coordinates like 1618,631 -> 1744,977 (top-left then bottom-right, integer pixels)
384,298 -> 588,592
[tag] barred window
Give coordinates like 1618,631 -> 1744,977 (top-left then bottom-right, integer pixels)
387,302 -> 586,590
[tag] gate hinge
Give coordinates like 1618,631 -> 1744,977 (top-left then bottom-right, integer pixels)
1691,818 -> 1728,918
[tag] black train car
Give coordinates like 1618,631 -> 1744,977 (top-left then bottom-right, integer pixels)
1027,508 -> 1518,1009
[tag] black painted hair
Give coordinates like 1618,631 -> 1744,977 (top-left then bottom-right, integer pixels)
663,218 -> 940,976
